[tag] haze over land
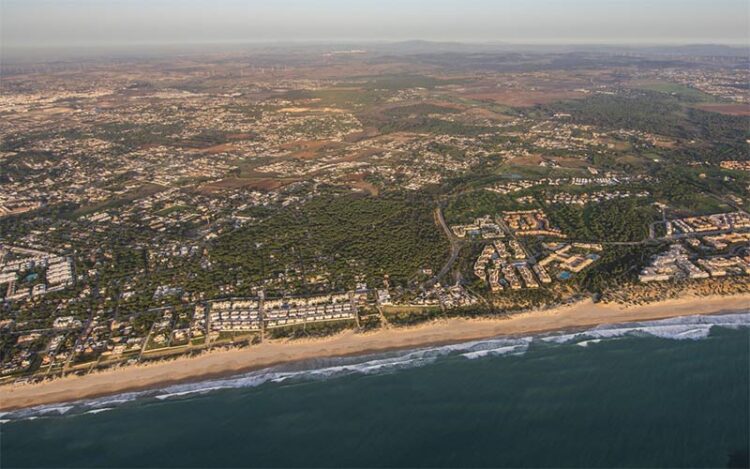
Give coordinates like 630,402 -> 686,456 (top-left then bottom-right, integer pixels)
2,0 -> 749,51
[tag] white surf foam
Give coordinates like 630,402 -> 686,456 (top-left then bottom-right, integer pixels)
38,405 -> 74,416
541,312 -> 749,345
460,337 -> 533,359
84,408 -> 113,415
576,339 -> 602,347
3,311 -> 747,422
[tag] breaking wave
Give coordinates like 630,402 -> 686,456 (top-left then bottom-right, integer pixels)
3,311 -> 748,422
540,311 -> 749,345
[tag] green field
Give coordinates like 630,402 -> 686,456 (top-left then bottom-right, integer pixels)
630,81 -> 717,103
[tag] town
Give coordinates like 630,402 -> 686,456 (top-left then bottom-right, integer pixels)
1,45 -> 748,384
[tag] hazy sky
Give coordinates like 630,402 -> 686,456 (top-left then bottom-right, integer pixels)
2,0 -> 749,48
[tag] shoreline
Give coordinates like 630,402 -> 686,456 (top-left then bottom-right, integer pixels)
1,293 -> 748,411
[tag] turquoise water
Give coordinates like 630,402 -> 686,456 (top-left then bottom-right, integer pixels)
22,273 -> 38,283
2,313 -> 749,468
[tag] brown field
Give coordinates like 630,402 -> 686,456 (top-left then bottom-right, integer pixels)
605,139 -> 631,151
4,106 -> 74,122
138,143 -> 166,150
351,180 -> 379,196
337,146 -> 382,163
461,106 -> 515,121
374,132 -> 421,144
509,154 -> 544,166
280,139 -> 343,159
225,133 -> 254,140
693,103 -> 750,116
651,138 -> 678,149
343,127 -> 381,143
197,143 -> 235,154
339,173 -> 379,196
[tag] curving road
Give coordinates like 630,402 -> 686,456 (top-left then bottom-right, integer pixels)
423,206 -> 463,289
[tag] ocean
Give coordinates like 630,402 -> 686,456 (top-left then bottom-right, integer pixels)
2,312 -> 749,468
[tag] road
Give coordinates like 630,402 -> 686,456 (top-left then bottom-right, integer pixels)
423,206 -> 463,289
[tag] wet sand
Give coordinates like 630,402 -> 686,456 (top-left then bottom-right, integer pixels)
1,293 -> 748,411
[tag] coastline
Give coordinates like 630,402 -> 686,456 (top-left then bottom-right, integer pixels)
2,293 -> 748,411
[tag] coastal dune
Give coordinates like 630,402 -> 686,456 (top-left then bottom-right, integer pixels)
2,294 -> 748,411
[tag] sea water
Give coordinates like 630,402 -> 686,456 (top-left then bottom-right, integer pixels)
2,312 -> 749,468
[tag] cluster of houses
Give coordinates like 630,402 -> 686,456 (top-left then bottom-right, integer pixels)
667,212 -> 750,236
41,334 -> 69,368
701,232 -> 750,250
486,175 -> 646,195
264,293 -> 356,328
437,284 -> 479,309
0,244 -> 74,302
661,68 -> 750,104
451,216 -> 505,239
719,160 -> 750,171
86,186 -> 299,239
75,315 -> 134,358
697,256 -> 750,278
473,239 -> 573,293
0,338 -> 36,376
546,190 -> 650,206
1,286 -> 424,379
537,243 -> 603,279
0,79 -> 365,216
0,199 -> 42,218
474,241 -> 545,292
148,309 -> 192,349
101,316 -> 147,356
209,300 -> 262,332
639,244 -> 750,283
640,213 -> 750,284
410,282 -> 479,308
451,210 -> 565,240
348,133 -> 489,191
464,210 -> 601,293
503,210 -> 565,237
206,293 -> 357,331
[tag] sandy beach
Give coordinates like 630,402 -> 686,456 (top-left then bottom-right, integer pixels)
2,293 -> 748,411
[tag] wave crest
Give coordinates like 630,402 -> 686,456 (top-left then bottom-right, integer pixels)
3,311 -> 748,422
